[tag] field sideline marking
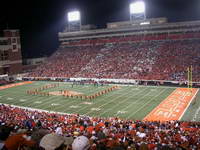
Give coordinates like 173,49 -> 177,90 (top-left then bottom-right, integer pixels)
192,106 -> 200,121
0,81 -> 33,90
179,88 -> 199,120
0,103 -> 78,117
143,88 -> 199,122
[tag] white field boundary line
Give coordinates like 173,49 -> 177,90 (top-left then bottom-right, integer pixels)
192,106 -> 200,121
0,103 -> 86,117
83,87 -> 149,116
66,86 -> 131,114
99,87 -> 151,116
51,85 -> 108,111
108,84 -> 178,89
143,88 -> 180,120
0,82 -> 96,109
126,88 -> 167,119
178,88 -> 199,120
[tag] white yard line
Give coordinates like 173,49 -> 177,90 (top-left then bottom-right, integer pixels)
179,89 -> 199,120
39,84 -> 114,111
52,86 -> 104,111
192,106 -> 200,121
126,88 -> 167,119
83,87 -> 143,116
0,93 -> 45,106
26,96 -> 59,108
99,87 -> 149,116
67,87 -> 128,114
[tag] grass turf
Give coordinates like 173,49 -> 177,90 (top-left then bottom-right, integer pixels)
0,81 -> 199,121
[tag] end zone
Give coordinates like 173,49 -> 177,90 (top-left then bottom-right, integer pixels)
143,88 -> 199,122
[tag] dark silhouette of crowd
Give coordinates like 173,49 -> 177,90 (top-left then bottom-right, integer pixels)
0,80 -> 13,86
1,104 -> 200,150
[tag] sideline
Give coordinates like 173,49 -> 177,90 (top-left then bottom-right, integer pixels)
0,81 -> 33,90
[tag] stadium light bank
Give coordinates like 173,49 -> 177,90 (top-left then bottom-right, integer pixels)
67,11 -> 81,22
67,10 -> 81,32
130,1 -> 146,21
130,1 -> 145,14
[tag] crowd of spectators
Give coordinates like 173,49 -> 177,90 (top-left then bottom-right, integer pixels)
29,45 -> 102,78
1,104 -> 200,150
28,35 -> 200,82
0,79 -> 13,86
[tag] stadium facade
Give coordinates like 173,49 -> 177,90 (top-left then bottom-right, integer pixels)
58,17 -> 200,46
0,30 -> 22,74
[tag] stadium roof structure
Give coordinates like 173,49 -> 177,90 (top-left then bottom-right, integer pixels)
59,18 -> 200,42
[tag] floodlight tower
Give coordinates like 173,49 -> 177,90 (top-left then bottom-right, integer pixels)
67,10 -> 81,32
130,1 -> 146,21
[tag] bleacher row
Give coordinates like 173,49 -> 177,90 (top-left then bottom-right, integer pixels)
0,104 -> 200,150
29,33 -> 200,82
64,32 -> 200,46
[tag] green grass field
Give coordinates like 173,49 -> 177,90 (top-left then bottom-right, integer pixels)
0,81 -> 200,121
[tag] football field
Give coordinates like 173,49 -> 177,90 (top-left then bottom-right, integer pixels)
0,81 -> 200,121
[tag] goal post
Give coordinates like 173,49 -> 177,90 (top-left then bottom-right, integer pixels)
188,66 -> 193,89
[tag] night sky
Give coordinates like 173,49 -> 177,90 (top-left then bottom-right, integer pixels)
0,0 -> 200,58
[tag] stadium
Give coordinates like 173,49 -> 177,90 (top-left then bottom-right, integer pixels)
0,0 -> 200,150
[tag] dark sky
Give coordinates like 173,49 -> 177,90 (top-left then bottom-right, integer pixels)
0,0 -> 200,58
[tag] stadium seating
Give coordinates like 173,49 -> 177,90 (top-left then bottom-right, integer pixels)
0,104 -> 200,150
28,32 -> 200,82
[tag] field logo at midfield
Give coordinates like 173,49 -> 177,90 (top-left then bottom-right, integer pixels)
0,81 -> 33,90
143,88 -> 199,122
